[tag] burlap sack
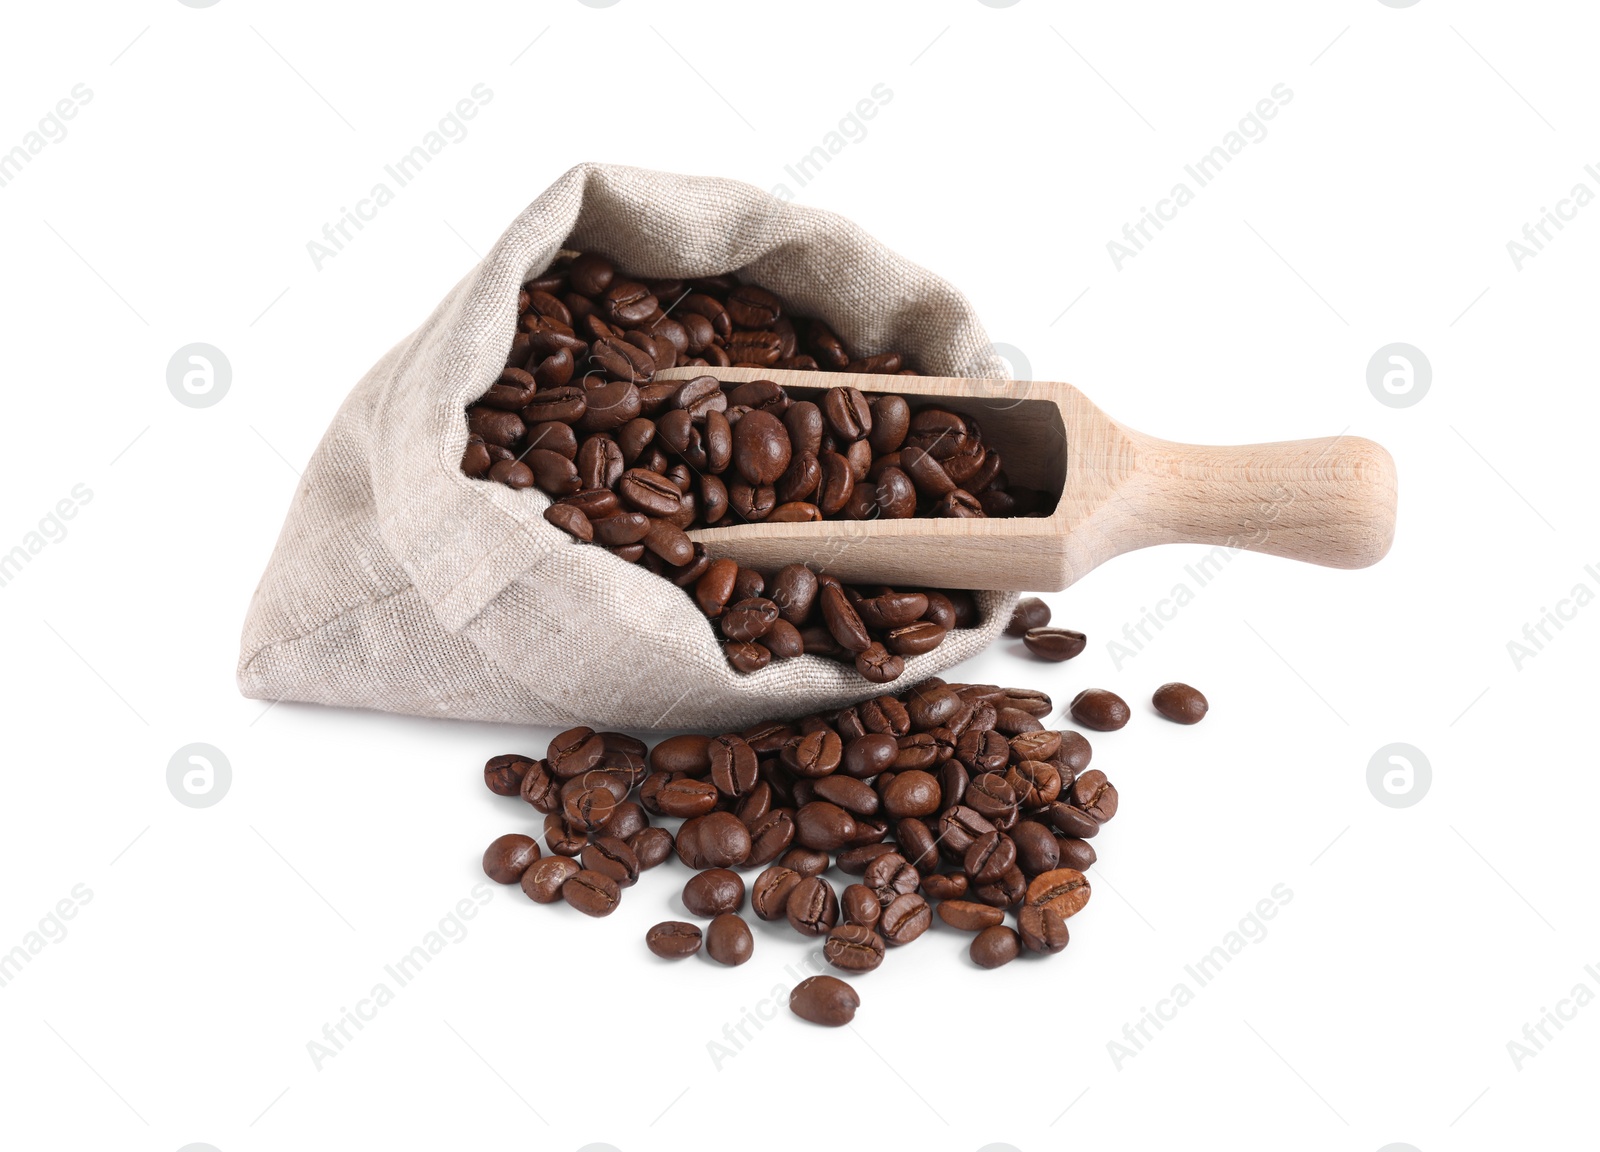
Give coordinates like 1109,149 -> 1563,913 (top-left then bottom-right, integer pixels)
238,162 -> 1020,731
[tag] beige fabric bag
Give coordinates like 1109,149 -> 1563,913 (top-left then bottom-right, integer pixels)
238,163 -> 1019,731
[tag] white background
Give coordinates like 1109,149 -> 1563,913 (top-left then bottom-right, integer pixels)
1,2 -> 1594,1150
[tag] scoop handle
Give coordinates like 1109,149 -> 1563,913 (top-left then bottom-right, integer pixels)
1106,430 -> 1398,569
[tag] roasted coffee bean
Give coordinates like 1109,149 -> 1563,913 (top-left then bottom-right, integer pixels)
1025,868 -> 1091,919
706,912 -> 754,966
795,801 -> 857,850
971,924 -> 1022,969
840,733 -> 898,779
695,811 -> 753,868
882,770 -> 941,819
1070,769 -> 1119,823
709,734 -> 759,796
1046,801 -> 1100,839
546,726 -> 606,779
543,812 -> 587,857
1006,760 -> 1062,808
963,831 -> 1017,884
783,729 -> 843,779
1024,627 -> 1087,662
1153,681 -> 1209,724
836,843 -> 898,875
1010,729 -> 1062,763
1006,596 -> 1051,636
1070,688 -> 1131,731
786,875 -> 839,936
629,826 -> 675,870
520,855 -> 581,903
779,847 -> 830,878
972,866 -> 1028,909
1018,903 -> 1070,954
655,776 -> 720,818
646,920 -> 702,959
1012,820 -> 1060,876
682,868 -> 744,917
562,869 -> 622,917
820,584 -> 872,653
731,409 -> 792,486
813,774 -> 879,817
879,893 -> 932,945
484,753 -> 534,797
581,836 -> 640,887
1056,836 -> 1096,871
746,808 -> 796,865
752,865 -> 804,920
937,899 -> 1006,932
884,620 -> 947,656
790,974 -> 859,1026
841,883 -> 883,929
855,643 -> 905,683
482,833 -> 540,884
1057,731 -> 1093,774
721,598 -> 779,642
921,872 -> 967,900
543,503 -> 593,541
825,924 -> 887,972
650,733 -> 711,775
965,773 -> 1019,828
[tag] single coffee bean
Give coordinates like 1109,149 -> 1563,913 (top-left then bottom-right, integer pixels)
752,865 -> 803,921
1056,837 -> 1097,871
795,801 -> 857,850
709,734 -> 759,796
721,598 -> 779,642
745,808 -> 796,866
1012,820 -> 1060,876
1006,596 -> 1051,636
825,924 -> 887,972
483,753 -> 534,797
855,643 -> 905,683
786,875 -> 839,936
546,726 -> 607,779
695,811 -> 753,868
1070,769 -> 1120,823
630,826 -> 675,870
1018,903 -> 1071,954
482,833 -> 540,884
836,843 -> 898,875
820,584 -> 872,654
841,883 -> 882,929
562,869 -> 622,917
543,812 -> 586,857
779,847 -> 830,878
882,769 -> 941,819
937,899 -> 1005,931
705,912 -> 755,966
650,733 -> 711,775
970,924 -> 1022,968
1024,868 -> 1092,919
581,836 -> 640,887
879,893 -> 932,945
921,872 -> 968,901
789,974 -> 859,1026
1070,688 -> 1131,731
656,777 -> 720,818
543,503 -> 593,541
646,920 -> 702,959
1046,801 -> 1100,839
520,855 -> 580,903
731,409 -> 792,486
683,868 -> 744,917
1024,627 -> 1087,662
1153,681 -> 1209,724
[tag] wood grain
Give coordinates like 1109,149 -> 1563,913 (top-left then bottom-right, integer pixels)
655,366 -> 1398,591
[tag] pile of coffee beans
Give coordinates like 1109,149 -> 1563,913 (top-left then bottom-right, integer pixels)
478,677 -> 1127,1026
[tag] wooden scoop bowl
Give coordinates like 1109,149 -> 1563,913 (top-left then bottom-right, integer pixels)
656,366 -> 1398,592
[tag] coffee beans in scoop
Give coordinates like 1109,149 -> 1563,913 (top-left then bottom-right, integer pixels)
462,251 -> 1053,676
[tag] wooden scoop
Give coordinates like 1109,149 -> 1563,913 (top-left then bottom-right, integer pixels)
656,366 -> 1397,592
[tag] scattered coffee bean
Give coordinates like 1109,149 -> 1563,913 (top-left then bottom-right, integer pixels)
1070,688 -> 1131,731
683,868 -> 744,917
789,974 -> 860,1026
1023,627 -> 1086,662
646,921 -> 702,959
562,868 -> 622,917
1153,681 -> 1209,724
705,913 -> 754,966
825,924 -> 887,972
520,855 -> 580,903
1006,596 -> 1050,636
482,833 -> 540,884
970,924 -> 1022,968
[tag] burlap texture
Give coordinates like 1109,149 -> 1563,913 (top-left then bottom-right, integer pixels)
238,163 -> 1019,730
